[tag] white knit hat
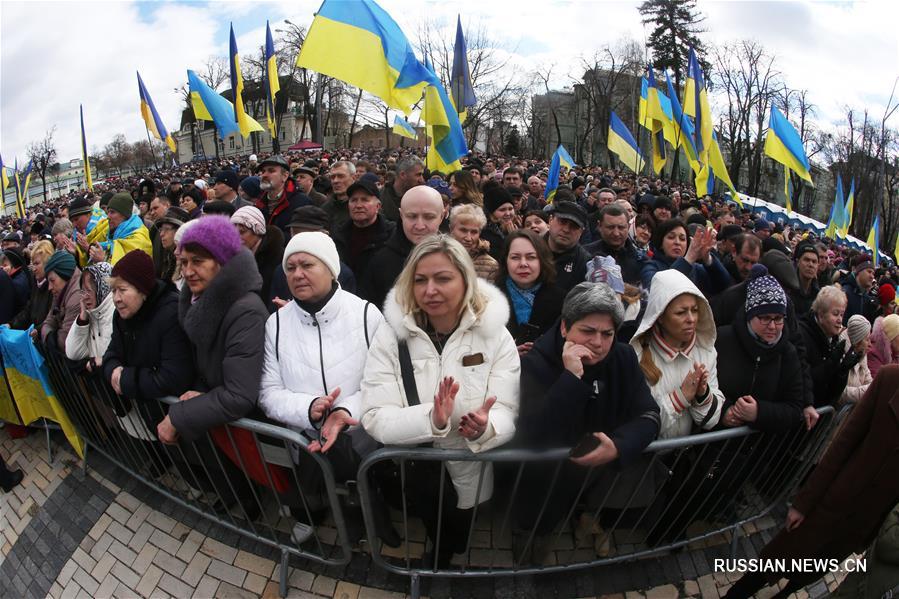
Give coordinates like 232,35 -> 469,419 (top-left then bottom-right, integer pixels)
231,206 -> 266,236
282,231 -> 340,280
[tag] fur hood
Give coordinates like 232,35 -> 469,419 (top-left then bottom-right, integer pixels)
382,278 -> 511,341
179,248 -> 262,350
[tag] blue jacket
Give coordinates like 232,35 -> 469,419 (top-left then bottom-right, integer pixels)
641,251 -> 732,297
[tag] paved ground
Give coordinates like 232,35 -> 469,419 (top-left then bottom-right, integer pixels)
1,426 -> 854,599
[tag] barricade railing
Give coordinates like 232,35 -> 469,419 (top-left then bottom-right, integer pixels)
30,342 -> 853,599
356,405 -> 847,598
38,344 -> 354,597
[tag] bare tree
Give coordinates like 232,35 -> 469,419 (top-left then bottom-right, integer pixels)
103,135 -> 133,177
710,40 -> 781,195
26,127 -> 58,202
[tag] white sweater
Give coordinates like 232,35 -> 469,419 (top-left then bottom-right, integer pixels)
64,294 -> 114,361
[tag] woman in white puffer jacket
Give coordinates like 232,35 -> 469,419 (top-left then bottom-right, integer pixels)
629,269 -> 724,439
361,234 -> 520,567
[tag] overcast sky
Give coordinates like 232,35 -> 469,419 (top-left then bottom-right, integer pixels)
2,0 -> 897,165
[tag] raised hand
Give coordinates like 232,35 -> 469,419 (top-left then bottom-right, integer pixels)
310,387 -> 341,423
431,377 -> 459,430
459,396 -> 496,440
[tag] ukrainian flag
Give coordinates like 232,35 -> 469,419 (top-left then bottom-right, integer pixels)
825,174 -> 845,239
137,72 -> 176,153
645,67 -> 674,174
867,215 -> 880,266
0,327 -> 84,458
764,106 -> 813,183
297,0 -> 432,113
19,160 -> 33,215
422,61 -> 468,172
784,167 -> 793,213
664,71 -> 700,173
695,132 -> 740,203
608,111 -> 644,174
81,104 -> 93,190
450,15 -> 476,123
840,178 -> 855,236
0,153 -> 9,202
263,21 -> 281,139
230,24 -> 265,139
392,115 -> 418,140
188,69 -> 263,140
543,144 -> 573,204
683,48 -> 712,165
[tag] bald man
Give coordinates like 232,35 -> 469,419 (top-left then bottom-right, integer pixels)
360,185 -> 444,307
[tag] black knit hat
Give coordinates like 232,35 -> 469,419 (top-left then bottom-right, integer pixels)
484,185 -> 514,214
3,248 -> 26,270
288,206 -> 330,232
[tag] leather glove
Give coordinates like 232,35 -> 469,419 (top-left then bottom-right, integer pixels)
839,350 -> 861,372
828,338 -> 847,363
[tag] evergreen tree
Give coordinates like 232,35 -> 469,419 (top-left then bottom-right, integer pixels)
638,0 -> 706,82
504,126 -> 522,157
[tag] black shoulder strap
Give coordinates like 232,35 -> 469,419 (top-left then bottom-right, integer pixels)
363,301 -> 371,348
397,339 -> 420,406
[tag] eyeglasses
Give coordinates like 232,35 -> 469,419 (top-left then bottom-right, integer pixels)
756,314 -> 785,326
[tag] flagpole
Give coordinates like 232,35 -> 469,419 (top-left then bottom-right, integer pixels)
145,126 -> 160,172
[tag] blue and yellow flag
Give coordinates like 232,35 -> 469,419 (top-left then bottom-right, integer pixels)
825,174 -> 845,239
137,72 -> 176,153
81,104 -> 93,191
450,15 -> 476,123
840,178 -> 855,237
392,115 -> 418,140
695,132 -> 740,203
764,106 -> 813,183
644,67 -> 673,174
664,71 -> 700,173
263,21 -> 281,139
784,167 -> 793,213
422,61 -> 468,172
0,153 -> 9,198
544,144 -> 573,204
683,48 -> 712,167
11,159 -> 25,219
608,111 -> 644,173
297,0 -> 432,113
894,231 -> 899,264
230,24 -> 265,139
188,69 -> 263,140
0,327 -> 84,457
867,214 -> 880,266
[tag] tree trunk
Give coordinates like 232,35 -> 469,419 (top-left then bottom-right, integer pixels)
347,88 -> 363,147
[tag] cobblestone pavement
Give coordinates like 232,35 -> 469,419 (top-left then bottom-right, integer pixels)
1,427 -> 853,599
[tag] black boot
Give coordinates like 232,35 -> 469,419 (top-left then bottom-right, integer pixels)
0,467 -> 24,493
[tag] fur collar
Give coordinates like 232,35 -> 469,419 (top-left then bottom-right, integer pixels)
179,249 -> 262,349
382,278 -> 511,341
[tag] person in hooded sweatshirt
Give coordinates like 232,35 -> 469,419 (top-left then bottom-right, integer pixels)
630,269 -> 724,439
65,262 -> 114,366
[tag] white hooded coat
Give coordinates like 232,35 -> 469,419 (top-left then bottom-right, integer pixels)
629,269 -> 723,439
360,280 -> 520,509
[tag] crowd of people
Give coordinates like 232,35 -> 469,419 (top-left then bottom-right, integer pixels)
1,147 -> 898,595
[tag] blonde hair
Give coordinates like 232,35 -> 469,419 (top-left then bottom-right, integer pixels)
393,234 -> 486,327
812,285 -> 847,315
30,240 -> 55,262
449,203 -> 487,230
639,336 -> 662,386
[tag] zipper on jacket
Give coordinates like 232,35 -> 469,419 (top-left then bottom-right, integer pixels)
748,355 -> 761,395
311,314 -> 328,394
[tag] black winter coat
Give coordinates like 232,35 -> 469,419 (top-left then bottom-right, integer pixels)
499,279 -> 566,345
359,226 -> 413,309
798,313 -> 851,408
839,272 -> 878,324
0,269 -> 30,324
102,283 -> 195,427
10,279 -> 51,331
583,237 -> 646,286
714,314 -> 805,433
549,241 -> 591,294
333,214 -> 395,276
517,326 -> 661,464
169,249 -> 269,442
254,225 -> 285,312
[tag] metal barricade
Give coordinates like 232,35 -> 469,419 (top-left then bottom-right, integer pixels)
356,405 -> 847,598
38,345 -> 354,598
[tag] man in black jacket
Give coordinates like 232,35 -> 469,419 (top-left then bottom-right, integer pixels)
545,201 -> 591,293
584,204 -> 645,285
359,186 -> 443,308
840,254 -> 878,324
333,180 -> 395,276
515,282 -> 660,541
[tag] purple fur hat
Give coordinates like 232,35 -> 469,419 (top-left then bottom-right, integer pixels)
178,215 -> 242,265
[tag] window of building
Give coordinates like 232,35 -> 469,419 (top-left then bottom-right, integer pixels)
228,137 -> 235,149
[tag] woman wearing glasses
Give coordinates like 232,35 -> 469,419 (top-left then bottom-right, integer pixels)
715,266 -> 805,432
